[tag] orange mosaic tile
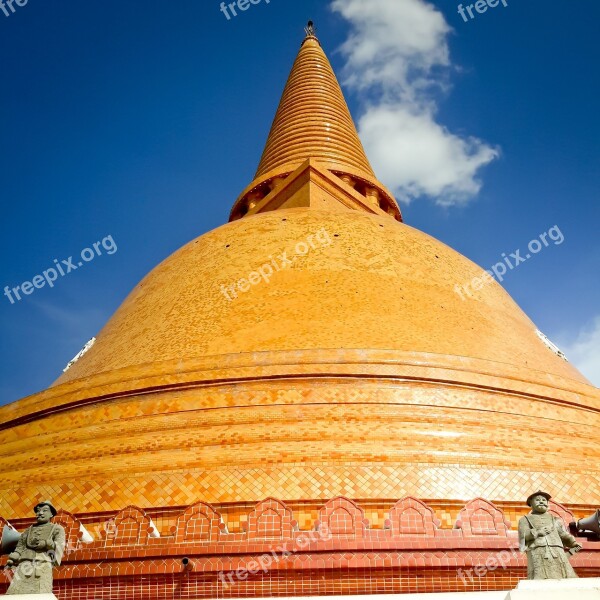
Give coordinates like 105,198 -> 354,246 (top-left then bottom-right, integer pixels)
387,498 -> 440,536
1,377 -> 599,520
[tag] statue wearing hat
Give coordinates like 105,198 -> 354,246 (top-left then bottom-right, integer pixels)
5,501 -> 65,595
518,491 -> 582,580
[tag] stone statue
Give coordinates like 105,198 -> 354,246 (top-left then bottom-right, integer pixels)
518,491 -> 582,580
5,501 -> 65,595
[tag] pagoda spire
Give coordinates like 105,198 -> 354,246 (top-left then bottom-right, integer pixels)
230,23 -> 401,222
255,22 -> 374,179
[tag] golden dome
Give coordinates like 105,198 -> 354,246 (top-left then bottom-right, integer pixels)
53,207 -> 586,387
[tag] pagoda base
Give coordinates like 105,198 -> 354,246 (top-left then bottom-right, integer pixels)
1,596 -> 58,599
506,577 -> 600,599
177,580 -> 600,599
181,595 -> 507,600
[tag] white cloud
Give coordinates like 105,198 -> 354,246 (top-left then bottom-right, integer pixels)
559,316 -> 600,387
358,105 -> 499,205
331,0 -> 499,205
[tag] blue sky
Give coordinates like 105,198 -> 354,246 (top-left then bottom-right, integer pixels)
0,0 -> 598,404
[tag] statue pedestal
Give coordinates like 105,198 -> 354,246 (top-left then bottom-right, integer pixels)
1,596 -> 58,599
506,577 -> 600,599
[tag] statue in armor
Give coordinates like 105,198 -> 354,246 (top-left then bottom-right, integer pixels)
5,501 -> 65,595
518,491 -> 582,580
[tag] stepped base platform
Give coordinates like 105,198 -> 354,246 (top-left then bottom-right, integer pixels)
1,595 -> 58,599
3,580 -> 600,598
506,577 -> 600,599
202,579 -> 600,599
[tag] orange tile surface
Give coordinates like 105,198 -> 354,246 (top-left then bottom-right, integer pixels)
1,375 -> 599,518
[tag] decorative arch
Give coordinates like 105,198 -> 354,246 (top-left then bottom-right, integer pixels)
173,501 -> 224,543
247,498 -> 294,540
455,498 -> 510,537
315,497 -> 368,539
549,499 -> 575,529
386,497 -> 440,536
53,510 -> 89,552
105,506 -> 159,546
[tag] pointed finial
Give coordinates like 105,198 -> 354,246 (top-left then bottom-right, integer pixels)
304,20 -> 316,38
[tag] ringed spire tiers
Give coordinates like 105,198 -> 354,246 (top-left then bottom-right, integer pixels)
230,22 -> 402,222
255,23 -> 374,177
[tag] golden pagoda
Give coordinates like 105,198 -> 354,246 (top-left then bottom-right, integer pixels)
1,25 -> 599,598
